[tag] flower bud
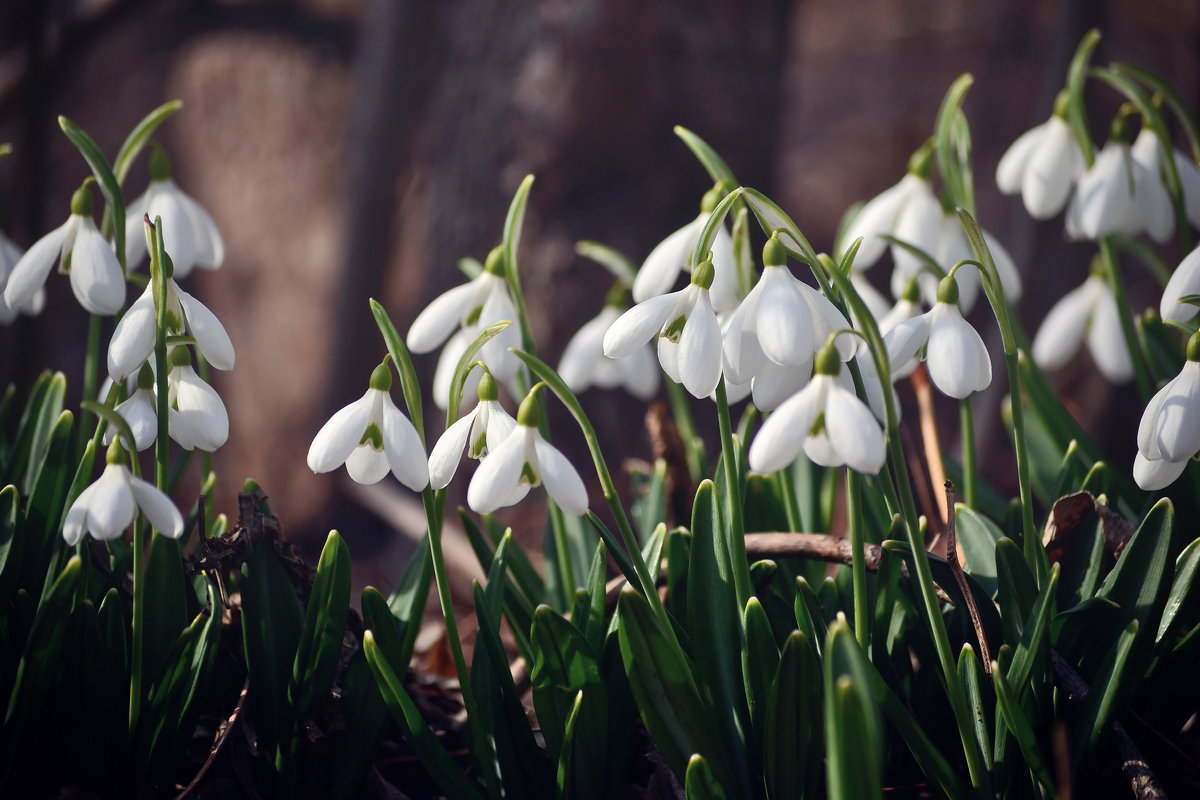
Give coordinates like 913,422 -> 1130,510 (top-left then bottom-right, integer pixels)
690,257 -> 715,290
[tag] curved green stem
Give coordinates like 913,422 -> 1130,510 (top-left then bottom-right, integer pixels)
665,377 -> 705,481
959,397 -> 977,509
78,314 -> 102,460
715,379 -> 752,610
1099,238 -> 1153,401
846,471 -> 869,650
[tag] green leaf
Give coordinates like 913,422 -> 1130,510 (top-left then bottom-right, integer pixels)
385,535 -> 435,665
1066,30 -> 1102,169
823,617 -> 883,800
22,411 -> 73,601
0,485 -> 19,604
582,538 -> 609,654
58,116 -> 126,268
634,459 -> 669,545
289,531 -> 352,725
993,666 -> 1057,794
933,73 -> 976,217
955,504 -> 1006,596
741,187 -> 820,266
575,240 -> 637,286
1112,61 -> 1200,164
684,754 -> 728,800
689,187 -> 744,270
686,481 -> 750,795
364,631 -> 485,800
113,100 -> 183,185
794,577 -> 829,654
763,630 -> 821,800
141,534 -> 190,701
1003,564 -> 1059,701
996,537 -> 1038,643
447,320 -> 513,423
617,587 -> 732,788
502,174 -> 537,361
369,299 -> 427,446
958,645 -> 994,773
529,606 -> 605,767
1157,538 -> 1200,646
1096,498 -> 1177,643
742,597 -> 779,757
673,126 -> 737,188
1073,619 -> 1140,764
10,372 -> 66,492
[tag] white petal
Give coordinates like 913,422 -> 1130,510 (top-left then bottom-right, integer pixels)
1173,150 -> 1200,230
1072,143 -> 1139,239
996,121 -> 1048,194
823,382 -> 886,473
850,272 -> 892,320
477,286 -> 521,381
884,314 -> 930,375
111,389 -> 159,451
1162,245 -> 1200,323
128,475 -> 184,538
926,304 -> 991,398
3,219 -> 69,311
1133,452 -> 1187,491
176,287 -> 235,370
123,187 -> 152,268
381,394 -> 429,491
603,292 -> 680,359
63,480 -> 102,545
618,344 -> 661,400
68,221 -> 125,315
407,280 -> 483,353
107,284 -> 157,381
1085,281 -> 1134,383
657,336 -> 680,383
748,377 -> 826,474
1022,118 -> 1083,219
428,411 -> 477,490
1031,280 -> 1095,372
750,359 -> 810,412
1154,361 -> 1200,462
345,444 -> 391,484
633,217 -> 700,303
1138,378 -> 1175,461
720,283 -> 767,384
86,465 -> 137,541
308,391 -> 373,473
889,180 -> 943,283
707,224 -> 740,314
533,436 -> 588,515
756,268 -> 814,367
170,368 -> 228,451
840,175 -> 919,269
148,184 -> 198,278
1133,144 -> 1176,244
432,329 -> 475,412
175,184 -> 225,269
983,232 -> 1022,302
558,310 -> 613,392
677,292 -> 722,398
467,427 -> 530,513
801,283 -> 854,360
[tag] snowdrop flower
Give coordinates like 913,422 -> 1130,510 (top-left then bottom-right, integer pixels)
124,145 -> 224,279
103,365 -> 158,451
1130,126 -> 1200,231
407,246 -> 521,407
891,212 -> 1023,311
633,185 -> 739,313
165,347 -> 229,452
1161,243 -> 1200,323
308,359 -> 428,490
884,274 -> 991,399
467,386 -> 588,515
839,145 -> 938,271
558,287 -> 659,400
1032,271 -> 1131,383
4,182 -> 124,316
748,340 -> 886,475
604,257 -> 723,398
427,367 -> 519,490
63,441 -> 183,545
0,231 -> 44,323
1135,332 -> 1200,490
1067,125 -> 1173,242
996,95 -> 1085,219
107,254 -> 235,381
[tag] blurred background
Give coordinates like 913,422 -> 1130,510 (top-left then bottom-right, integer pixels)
1,0 -> 1197,594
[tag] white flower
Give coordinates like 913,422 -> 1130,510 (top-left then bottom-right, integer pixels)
996,112 -> 1085,219
633,187 -> 739,314
604,260 -> 722,398
107,277 -> 235,381
407,248 -> 521,406
1136,355 -> 1200,467
103,372 -> 158,452
466,392 -> 587,515
0,232 -> 44,323
63,456 -> 183,545
3,185 -> 124,316
307,361 -> 428,490
1067,139 -> 1173,242
427,369 -> 518,489
885,276 -> 991,399
748,343 -> 886,475
559,304 -> 659,400
1133,451 -> 1187,492
1130,127 -> 1200,231
1031,274 -> 1131,383
840,171 -> 938,272
124,147 -> 224,278
1161,243 -> 1200,324
166,350 -> 229,452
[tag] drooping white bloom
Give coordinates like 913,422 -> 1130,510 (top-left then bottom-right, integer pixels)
1161,243 -> 1200,324
4,184 -> 124,316
996,108 -> 1085,220
840,171 -> 936,271
884,275 -> 992,399
63,449 -> 183,545
107,274 -> 235,381
308,361 -> 428,490
1130,127 -> 1200,231
1031,274 -> 1131,383
407,247 -> 521,407
1067,139 -> 1173,242
466,390 -> 587,515
103,367 -> 159,451
1134,337 -> 1200,491
633,186 -> 739,314
0,232 -> 44,323
604,258 -> 723,398
428,368 -> 519,490
559,303 -> 659,400
748,343 -> 886,475
166,349 -> 229,453
124,146 -> 224,278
